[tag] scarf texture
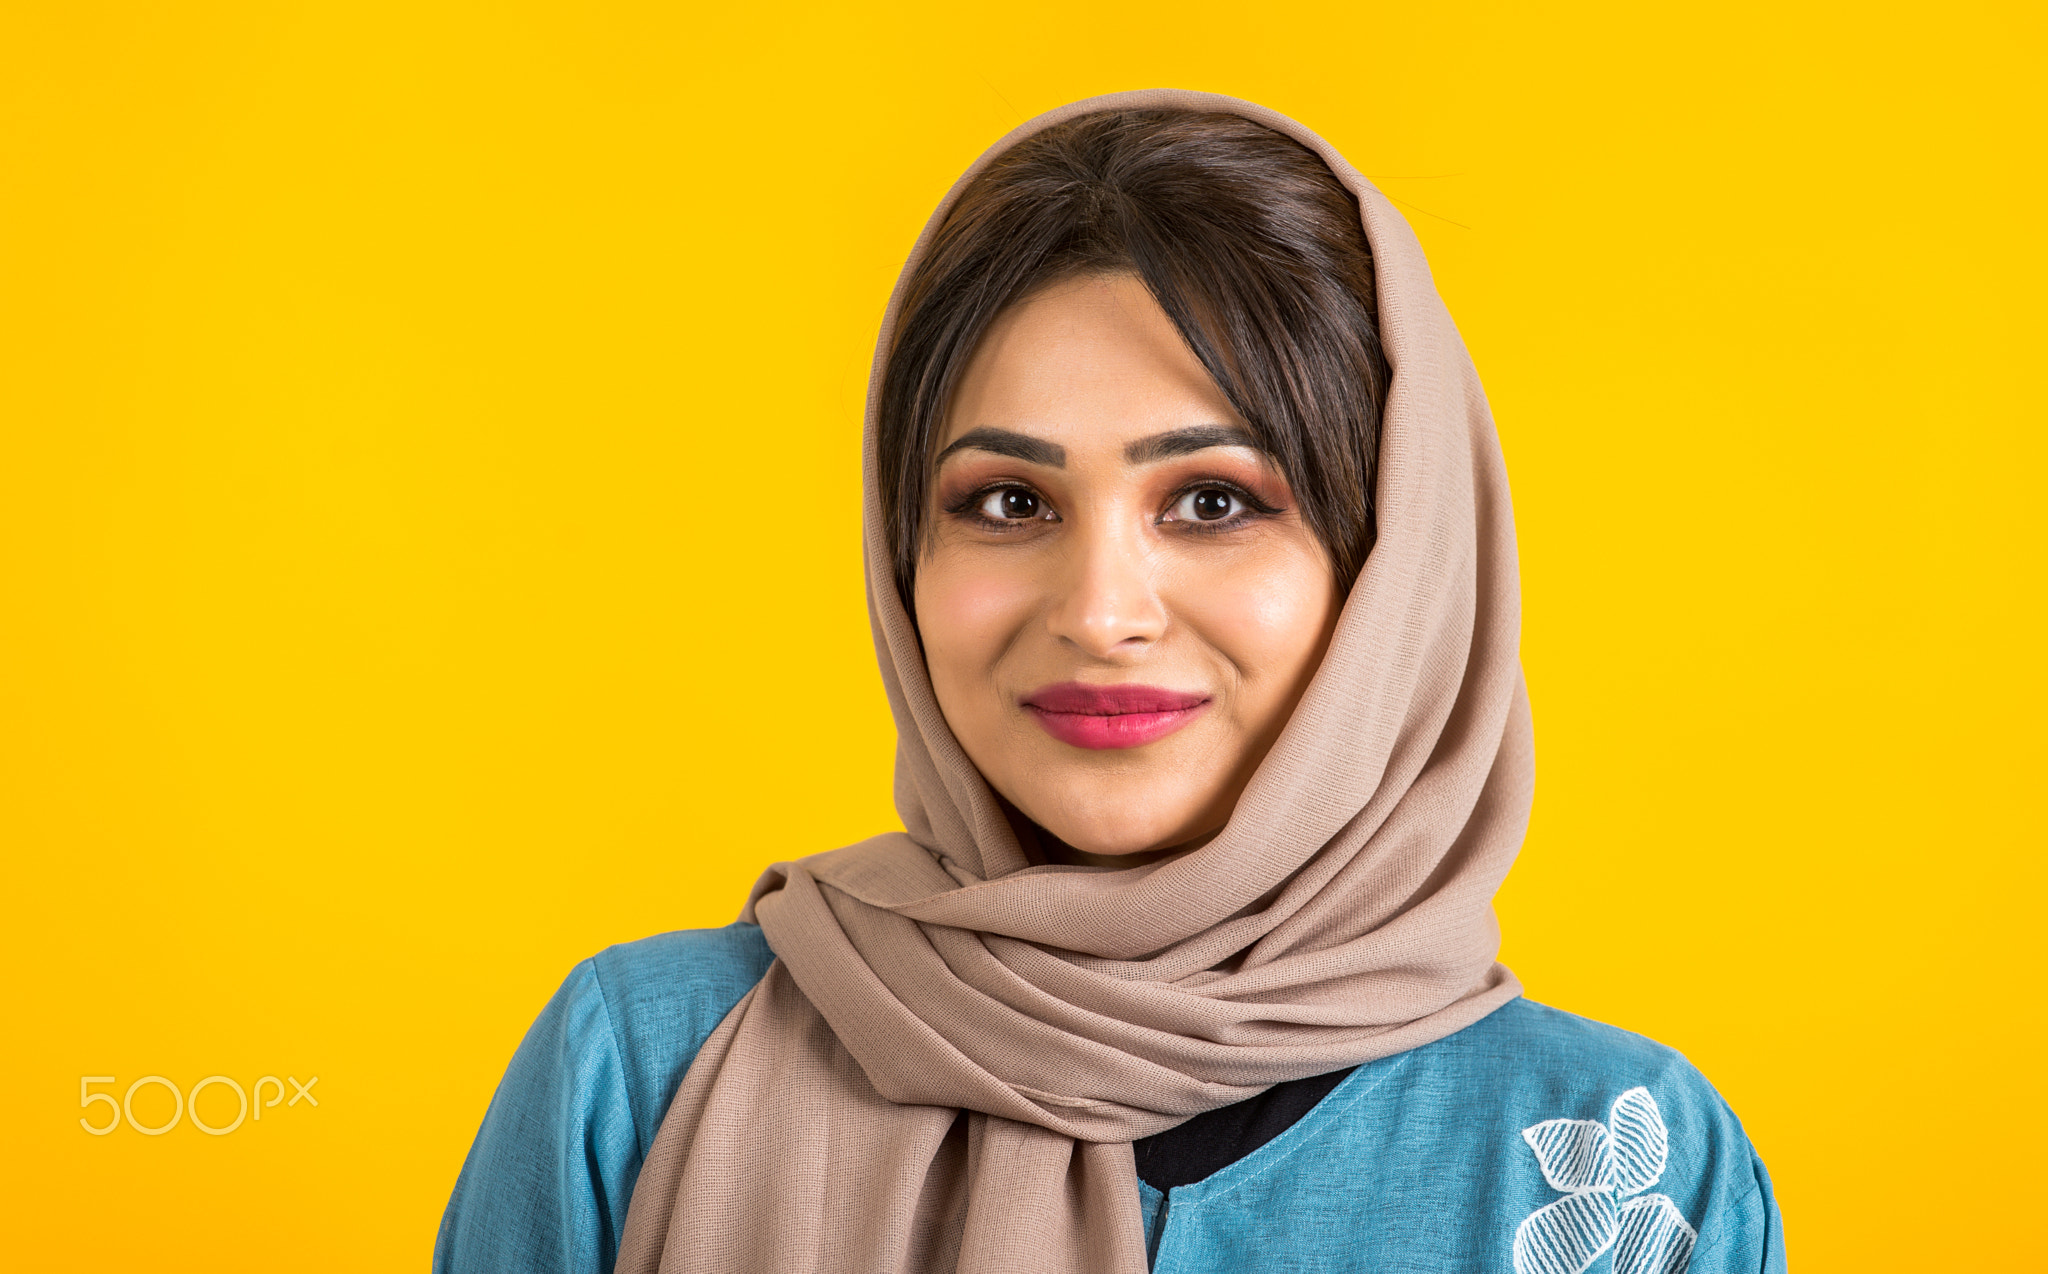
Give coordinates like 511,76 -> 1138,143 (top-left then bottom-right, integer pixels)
617,88 -> 1532,1274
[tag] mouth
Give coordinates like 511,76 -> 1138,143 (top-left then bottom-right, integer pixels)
1019,681 -> 1212,751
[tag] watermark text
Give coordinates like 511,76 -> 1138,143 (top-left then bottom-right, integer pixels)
80,1074 -> 320,1136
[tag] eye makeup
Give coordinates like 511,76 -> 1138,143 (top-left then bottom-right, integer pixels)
931,429 -> 1296,538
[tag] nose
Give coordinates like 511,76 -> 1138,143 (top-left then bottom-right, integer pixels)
1042,520 -> 1168,659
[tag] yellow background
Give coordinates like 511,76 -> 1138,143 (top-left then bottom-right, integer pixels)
3,2 -> 2041,1269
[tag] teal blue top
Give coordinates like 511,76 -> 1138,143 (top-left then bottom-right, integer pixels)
436,923 -> 1784,1274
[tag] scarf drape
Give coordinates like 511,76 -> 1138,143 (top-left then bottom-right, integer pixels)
617,88 -> 1532,1274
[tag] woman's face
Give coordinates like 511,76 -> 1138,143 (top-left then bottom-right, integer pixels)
915,273 -> 1343,861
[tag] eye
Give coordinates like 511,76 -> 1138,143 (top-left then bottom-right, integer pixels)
977,487 -> 1047,521
1168,487 -> 1244,523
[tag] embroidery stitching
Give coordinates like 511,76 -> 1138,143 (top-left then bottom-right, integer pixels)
1512,1087 -> 1698,1274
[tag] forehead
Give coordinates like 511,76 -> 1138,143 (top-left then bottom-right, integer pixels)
941,273 -> 1245,453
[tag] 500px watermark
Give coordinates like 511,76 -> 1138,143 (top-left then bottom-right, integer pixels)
79,1074 -> 320,1136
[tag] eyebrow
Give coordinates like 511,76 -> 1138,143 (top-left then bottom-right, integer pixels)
1122,425 -> 1265,464
931,423 -> 1267,470
934,427 -> 1067,468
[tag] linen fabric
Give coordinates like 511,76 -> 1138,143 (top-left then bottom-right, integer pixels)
617,88 -> 1534,1274
440,927 -> 1787,1274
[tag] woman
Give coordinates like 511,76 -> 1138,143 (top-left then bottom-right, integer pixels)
437,90 -> 1784,1274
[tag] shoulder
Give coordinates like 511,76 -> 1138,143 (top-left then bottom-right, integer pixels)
1172,1000 -> 1783,1272
1430,996 -> 1724,1098
435,924 -> 775,1274
1159,998 -> 1787,1273
582,922 -> 778,1153
1406,996 -> 1759,1175
1374,997 -> 1781,1272
583,921 -> 777,1036
1424,998 -> 1754,1155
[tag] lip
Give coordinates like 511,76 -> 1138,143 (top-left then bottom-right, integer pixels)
1019,681 -> 1212,751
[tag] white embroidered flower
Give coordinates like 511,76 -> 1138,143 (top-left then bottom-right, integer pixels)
1512,1087 -> 1698,1274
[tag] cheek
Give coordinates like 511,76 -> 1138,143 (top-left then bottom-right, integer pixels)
1170,545 -> 1338,698
914,550 -> 1042,701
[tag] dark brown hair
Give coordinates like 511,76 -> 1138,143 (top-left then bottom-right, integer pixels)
878,108 -> 1391,610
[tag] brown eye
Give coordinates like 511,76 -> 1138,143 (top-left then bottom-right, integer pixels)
1170,487 -> 1242,523
977,488 -> 1044,520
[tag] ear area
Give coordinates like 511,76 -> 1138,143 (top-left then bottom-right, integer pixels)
1520,1118 -> 1611,1192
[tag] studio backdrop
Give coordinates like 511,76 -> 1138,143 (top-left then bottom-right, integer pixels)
1,2 -> 2040,1270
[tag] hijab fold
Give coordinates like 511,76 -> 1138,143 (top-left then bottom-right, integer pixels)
618,88 -> 1532,1274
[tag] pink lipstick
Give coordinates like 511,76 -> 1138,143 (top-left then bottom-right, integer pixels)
1020,682 -> 1211,750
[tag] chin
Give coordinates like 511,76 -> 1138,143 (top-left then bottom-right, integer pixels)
1059,830 -> 1177,858
1027,787 -> 1212,858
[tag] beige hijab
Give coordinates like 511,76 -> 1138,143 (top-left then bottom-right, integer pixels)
617,88 -> 1531,1274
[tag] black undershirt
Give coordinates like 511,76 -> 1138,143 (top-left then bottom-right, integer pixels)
1130,1065 -> 1358,1190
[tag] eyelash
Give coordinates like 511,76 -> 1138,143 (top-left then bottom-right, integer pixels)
942,479 -> 1284,534
1164,480 -> 1284,533
942,482 -> 1047,531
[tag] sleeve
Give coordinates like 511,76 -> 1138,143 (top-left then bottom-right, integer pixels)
434,961 -> 642,1274
1682,1139 -> 1789,1274
1754,1149 -> 1789,1274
